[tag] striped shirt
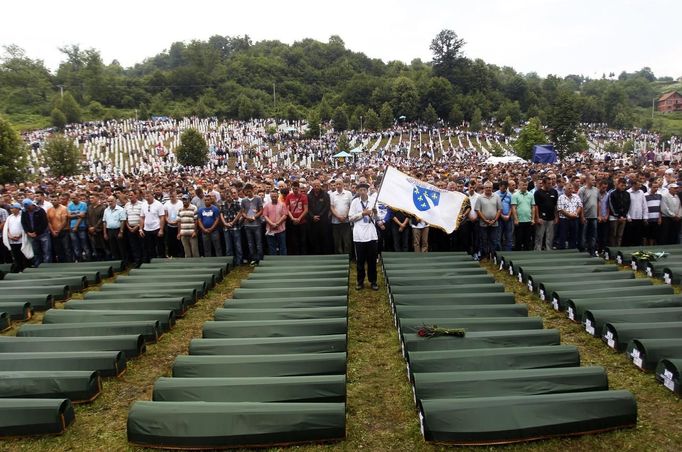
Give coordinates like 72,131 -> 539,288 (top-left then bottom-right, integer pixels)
124,201 -> 143,227
178,204 -> 198,236
645,193 -> 662,222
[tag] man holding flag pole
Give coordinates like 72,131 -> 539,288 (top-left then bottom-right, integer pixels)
349,182 -> 379,291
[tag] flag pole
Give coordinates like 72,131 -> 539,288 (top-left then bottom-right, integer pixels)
372,165 -> 390,209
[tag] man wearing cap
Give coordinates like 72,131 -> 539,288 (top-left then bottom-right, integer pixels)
349,183 -> 379,291
21,198 -> 50,266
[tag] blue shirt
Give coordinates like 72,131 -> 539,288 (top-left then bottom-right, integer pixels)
198,205 -> 220,229
67,201 -> 88,230
495,190 -> 512,216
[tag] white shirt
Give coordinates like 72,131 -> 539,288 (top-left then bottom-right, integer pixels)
329,189 -> 353,224
626,188 -> 648,220
349,197 -> 378,242
140,199 -> 166,231
164,200 -> 182,226
6,213 -> 23,244
37,200 -> 54,211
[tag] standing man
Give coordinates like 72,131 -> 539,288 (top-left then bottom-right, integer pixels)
533,176 -> 558,251
578,175 -> 599,256
86,194 -> 106,260
495,181 -> 513,251
645,180 -> 662,246
67,193 -> 90,262
660,183 -> 681,244
608,178 -> 631,247
349,183 -> 379,291
475,181 -> 502,260
625,179 -> 647,247
410,216 -> 429,253
557,184 -> 583,249
197,194 -> 222,257
597,179 -> 611,253
48,194 -> 71,262
140,191 -> 166,261
307,179 -> 331,254
263,189 -> 288,255
3,203 -> 28,272
0,203 -> 7,265
124,190 -> 144,267
178,194 -> 200,258
21,198 -> 50,266
511,179 -> 534,251
220,188 -> 243,266
391,208 -> 410,252
285,181 -> 308,255
164,191 -> 183,258
241,183 -> 263,265
103,195 -> 127,266
329,179 -> 353,255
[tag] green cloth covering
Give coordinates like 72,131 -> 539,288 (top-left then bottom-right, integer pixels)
584,307 -> 682,337
385,268 -> 489,278
224,296 -> 347,309
567,296 -> 682,322
172,353 -> 346,378
387,275 -> 494,286
254,265 -> 348,273
0,335 -> 145,358
603,322 -> 682,352
127,401 -> 345,448
507,256 -> 605,271
233,287 -> 347,299
102,281 -> 207,297
132,266 -> 225,280
518,264 -> 619,282
214,307 -> 347,321
413,367 -> 608,400
538,279 -> 651,299
189,335 -> 347,356
153,375 -> 345,403
530,271 -> 634,291
17,321 -> 160,343
85,289 -> 197,304
202,319 -> 347,338
149,256 -> 231,271
626,339 -> 682,371
43,309 -> 176,332
0,351 -> 126,377
40,260 -> 123,273
407,345 -> 580,377
604,244 -> 682,263
0,370 -> 101,402
0,302 -> 30,320
402,330 -> 560,354
395,304 -> 528,319
0,294 -> 53,311
239,278 -> 348,289
0,286 -> 70,301
391,283 -> 505,295
383,262 -> 478,270
0,312 -> 8,332
663,266 -> 682,284
391,293 -> 515,306
552,285 -> 674,311
248,271 -> 348,280
419,390 -> 636,445
64,298 -> 188,317
21,268 -> 102,284
117,274 -> 216,289
399,317 -> 544,334
0,398 -> 75,436
259,259 -> 346,267
2,274 -> 87,291
655,359 -> 682,395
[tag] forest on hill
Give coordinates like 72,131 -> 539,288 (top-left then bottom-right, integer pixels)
1,30 -> 681,135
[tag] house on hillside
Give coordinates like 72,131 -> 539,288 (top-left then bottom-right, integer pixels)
657,91 -> 682,113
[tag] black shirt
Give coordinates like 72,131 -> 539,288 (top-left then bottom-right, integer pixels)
534,188 -> 558,221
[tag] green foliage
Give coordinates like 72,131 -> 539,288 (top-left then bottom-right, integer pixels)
502,116 -> 514,136
0,116 -> 28,183
423,103 -> 438,125
306,109 -> 321,138
547,90 -> 581,158
332,106 -> 349,131
43,134 -> 81,177
379,102 -> 393,129
364,108 -> 380,131
448,104 -> 464,126
513,117 -> 548,160
58,92 -> 82,124
430,29 -> 466,82
51,108 -> 67,129
176,128 -> 208,166
336,132 -> 350,152
470,108 -> 482,132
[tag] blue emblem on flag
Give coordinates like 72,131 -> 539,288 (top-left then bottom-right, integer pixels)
412,185 -> 440,211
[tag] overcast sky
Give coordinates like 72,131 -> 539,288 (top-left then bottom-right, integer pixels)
2,0 -> 680,79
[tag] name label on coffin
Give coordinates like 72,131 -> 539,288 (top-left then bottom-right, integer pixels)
528,282 -> 534,292
605,330 -> 614,340
509,267 -> 514,276
606,338 -> 616,348
631,261 -> 638,271
539,290 -> 545,301
585,319 -> 595,335
518,274 -> 523,283
568,307 -> 575,320
663,378 -> 676,392
646,268 -> 653,277
633,356 -> 644,368
631,348 -> 641,359
551,298 -> 559,311
664,369 -> 674,380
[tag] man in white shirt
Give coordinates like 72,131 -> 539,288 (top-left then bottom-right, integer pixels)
329,179 -> 353,254
140,191 -> 166,262
557,183 -> 583,249
625,179 -> 648,247
660,183 -> 681,244
349,183 -> 378,291
164,191 -> 183,257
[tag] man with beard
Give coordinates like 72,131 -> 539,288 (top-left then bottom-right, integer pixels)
307,179 -> 330,254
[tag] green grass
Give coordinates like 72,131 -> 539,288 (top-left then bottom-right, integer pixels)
3,262 -> 682,451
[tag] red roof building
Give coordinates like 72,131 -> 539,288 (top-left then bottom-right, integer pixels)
657,91 -> 682,113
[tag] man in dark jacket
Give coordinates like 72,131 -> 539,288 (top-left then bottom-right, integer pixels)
608,177 -> 631,247
21,198 -> 51,266
307,179 -> 330,254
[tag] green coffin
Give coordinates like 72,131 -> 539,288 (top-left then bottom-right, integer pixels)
149,256 -> 231,271
214,307 -> 347,321
223,296 -> 347,309
626,339 -> 682,371
117,274 -> 216,289
399,317 -> 544,334
602,322 -> 682,352
127,401 -> 345,449
395,304 -> 528,319
0,302 -> 31,320
383,262 -> 478,271
663,266 -> 682,285
233,287 -> 347,299
85,289 -> 197,304
407,345 -> 580,377
153,375 -> 345,403
64,298 -> 188,317
239,278 -> 348,289
0,286 -> 70,301
202,319 -> 347,338
538,279 -> 650,300
566,296 -> 682,322
104,281 -> 207,297
507,257 -> 605,273
392,293 -> 515,306
0,370 -> 101,402
655,359 -> 682,395
22,268 -> 103,284
254,264 -> 349,273
0,294 -> 54,311
17,321 -> 160,343
386,268 -> 489,278
0,398 -> 75,436
604,245 -> 682,263
133,266 -> 225,280
2,274 -> 87,291
518,264 -> 620,282
530,271 -> 634,292
552,285 -> 675,311
414,367 -> 608,400
0,351 -> 126,377
402,329 -> 561,354
388,275 -> 494,286
419,390 -> 636,445
391,283 -> 505,295
584,307 -> 682,337
172,353 -> 346,378
0,335 -> 146,358
248,271 -> 348,280
40,260 -> 123,273
42,309 -> 176,332
644,259 -> 682,278
189,335 -> 347,356
259,259 -> 346,267
383,251 -> 469,259
0,312 -> 8,332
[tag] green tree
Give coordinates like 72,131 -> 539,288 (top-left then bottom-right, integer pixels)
306,109 -> 321,138
513,117 -> 548,160
60,91 -> 82,123
430,29 -> 466,80
176,128 -> 208,166
364,108 -> 380,131
423,103 -> 438,125
0,116 -> 28,183
391,76 -> 418,119
547,91 -> 581,158
502,116 -> 514,136
318,97 -> 333,121
336,132 -> 350,152
51,108 -> 67,129
332,106 -> 349,131
43,134 -> 81,177
470,108 -> 482,131
448,104 -> 464,125
379,102 -> 393,129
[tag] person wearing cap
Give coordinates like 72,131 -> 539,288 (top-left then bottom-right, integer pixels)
21,198 -> 50,266
2,203 -> 30,272
178,194 -> 199,257
349,183 -> 379,291
660,183 -> 682,244
103,195 -> 127,265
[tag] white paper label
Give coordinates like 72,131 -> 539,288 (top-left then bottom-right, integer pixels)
664,378 -> 676,391
518,274 -> 523,283
633,357 -> 643,368
568,307 -> 575,320
646,268 -> 652,277
499,262 -> 504,270
552,299 -> 559,311
585,319 -> 595,335
607,338 -> 616,348
631,261 -> 637,270
528,282 -> 534,291
509,267 -> 514,275
605,330 -> 614,340
539,289 -> 545,300
664,369 -> 674,380
617,256 -> 622,264
631,348 -> 641,359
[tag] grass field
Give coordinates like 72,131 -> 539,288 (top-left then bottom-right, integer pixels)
2,260 -> 682,451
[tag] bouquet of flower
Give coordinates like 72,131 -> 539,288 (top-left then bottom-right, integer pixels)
631,250 -> 669,262
416,325 -> 466,338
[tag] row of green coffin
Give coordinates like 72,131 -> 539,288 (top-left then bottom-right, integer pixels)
602,244 -> 682,264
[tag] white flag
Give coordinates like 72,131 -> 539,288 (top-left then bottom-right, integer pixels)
377,166 -> 466,234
